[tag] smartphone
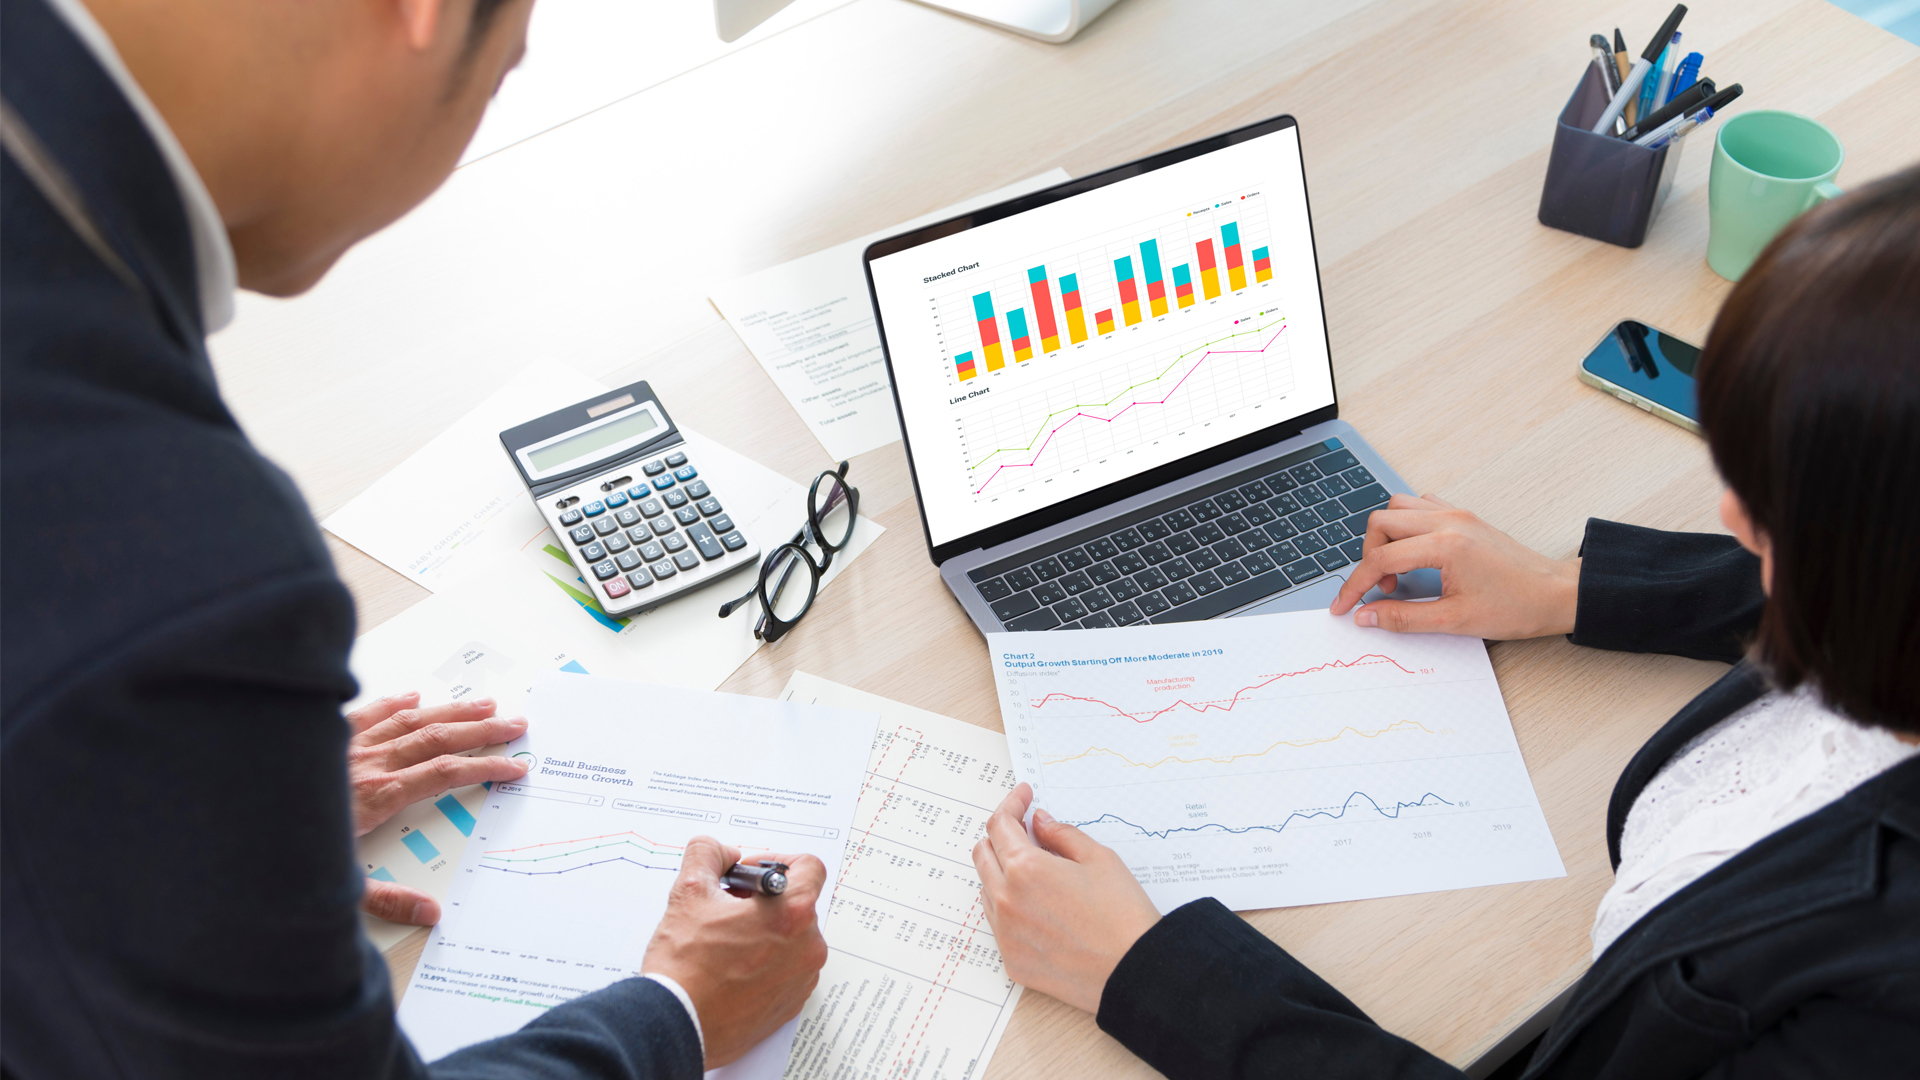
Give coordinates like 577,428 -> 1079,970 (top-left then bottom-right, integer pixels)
1577,320 -> 1703,434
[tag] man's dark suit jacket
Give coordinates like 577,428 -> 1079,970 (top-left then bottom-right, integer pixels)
1,1 -> 701,1076
1098,520 -> 1920,1078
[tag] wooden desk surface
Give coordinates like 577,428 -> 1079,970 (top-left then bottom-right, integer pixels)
209,0 -> 1920,1072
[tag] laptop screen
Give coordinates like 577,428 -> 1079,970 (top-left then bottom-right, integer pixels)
868,119 -> 1334,554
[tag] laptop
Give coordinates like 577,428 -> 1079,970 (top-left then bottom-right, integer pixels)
863,114 -> 1439,634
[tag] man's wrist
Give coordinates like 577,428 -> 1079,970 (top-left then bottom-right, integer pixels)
641,972 -> 704,1060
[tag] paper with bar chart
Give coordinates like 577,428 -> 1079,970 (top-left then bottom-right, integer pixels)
776,672 -> 1023,1080
990,611 -> 1563,913
871,124 -> 1334,550
396,671 -> 877,1073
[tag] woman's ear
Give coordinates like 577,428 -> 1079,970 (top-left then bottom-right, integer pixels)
1720,488 -> 1773,596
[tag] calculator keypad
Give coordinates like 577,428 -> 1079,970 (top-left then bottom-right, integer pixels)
542,441 -> 758,615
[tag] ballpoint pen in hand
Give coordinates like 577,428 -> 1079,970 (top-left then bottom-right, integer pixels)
1592,5 -> 1688,134
722,860 -> 790,896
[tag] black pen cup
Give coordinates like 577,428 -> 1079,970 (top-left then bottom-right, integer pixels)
1538,62 -> 1683,248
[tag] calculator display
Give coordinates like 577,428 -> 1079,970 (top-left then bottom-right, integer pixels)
528,411 -> 661,473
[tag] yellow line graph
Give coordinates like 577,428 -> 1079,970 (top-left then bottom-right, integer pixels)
1042,718 -> 1440,769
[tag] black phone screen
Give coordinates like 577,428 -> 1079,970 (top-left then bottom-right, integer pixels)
1582,321 -> 1702,421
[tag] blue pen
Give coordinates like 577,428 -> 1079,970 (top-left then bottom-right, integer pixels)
1641,34 -> 1679,115
1668,51 -> 1703,101
1644,107 -> 1714,150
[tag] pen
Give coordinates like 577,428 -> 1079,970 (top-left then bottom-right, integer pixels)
1592,5 -> 1688,135
1643,107 -> 1714,150
1633,105 -> 1710,147
1621,78 -> 1715,142
1668,51 -> 1703,99
1651,32 -> 1682,108
722,860 -> 790,895
1685,82 -> 1745,121
1613,29 -> 1630,107
1637,36 -> 1673,121
1591,33 -> 1628,134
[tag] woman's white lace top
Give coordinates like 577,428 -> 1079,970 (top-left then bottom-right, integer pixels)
1590,684 -> 1918,959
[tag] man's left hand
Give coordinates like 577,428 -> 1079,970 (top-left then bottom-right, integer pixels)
345,692 -> 530,926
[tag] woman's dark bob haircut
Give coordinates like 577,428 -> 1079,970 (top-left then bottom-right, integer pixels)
1696,162 -> 1920,734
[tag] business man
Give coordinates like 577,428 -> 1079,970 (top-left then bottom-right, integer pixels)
1,0 -> 827,1076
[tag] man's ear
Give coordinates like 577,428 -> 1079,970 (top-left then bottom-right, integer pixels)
394,0 -> 450,51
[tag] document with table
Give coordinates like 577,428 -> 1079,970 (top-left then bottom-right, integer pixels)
396,671 -> 879,1075
711,170 -> 1069,460
991,610 -> 1565,912
776,672 -> 1025,1080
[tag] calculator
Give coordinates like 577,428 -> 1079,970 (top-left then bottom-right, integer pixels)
500,381 -> 760,616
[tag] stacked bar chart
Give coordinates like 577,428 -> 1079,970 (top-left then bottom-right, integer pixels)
1115,256 -> 1142,326
1223,222 -> 1249,292
1028,267 -> 1062,352
1062,273 -> 1089,344
1009,308 -> 1033,362
1141,240 -> 1169,317
974,293 -> 1005,372
1173,264 -> 1195,308
1197,238 -> 1221,299
935,192 -> 1277,386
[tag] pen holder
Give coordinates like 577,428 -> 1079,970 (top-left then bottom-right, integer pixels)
1538,62 -> 1684,248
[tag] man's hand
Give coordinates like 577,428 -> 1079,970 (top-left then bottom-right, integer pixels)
642,838 -> 829,1069
1329,494 -> 1582,640
972,783 -> 1160,1015
346,692 -> 530,926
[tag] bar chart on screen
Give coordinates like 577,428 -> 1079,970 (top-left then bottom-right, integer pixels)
933,190 -> 1277,388
990,610 -> 1565,913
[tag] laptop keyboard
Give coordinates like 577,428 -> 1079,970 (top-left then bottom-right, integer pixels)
967,439 -> 1392,631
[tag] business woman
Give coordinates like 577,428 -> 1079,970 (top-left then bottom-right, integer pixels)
970,164 -> 1920,1079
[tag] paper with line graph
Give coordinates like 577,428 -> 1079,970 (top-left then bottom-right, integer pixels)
777,672 -> 1023,1080
397,671 -> 877,1073
992,611 -> 1563,913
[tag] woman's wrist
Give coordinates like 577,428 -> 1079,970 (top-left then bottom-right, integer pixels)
1546,556 -> 1582,637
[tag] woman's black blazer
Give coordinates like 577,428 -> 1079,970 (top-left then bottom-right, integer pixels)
1095,520 -> 1920,1079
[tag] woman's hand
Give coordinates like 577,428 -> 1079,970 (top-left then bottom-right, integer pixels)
972,783 -> 1161,1014
1329,494 -> 1581,639
345,692 -> 531,925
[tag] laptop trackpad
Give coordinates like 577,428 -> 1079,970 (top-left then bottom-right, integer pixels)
1230,567 -> 1441,618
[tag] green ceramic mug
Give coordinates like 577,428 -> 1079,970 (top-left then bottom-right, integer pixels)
1707,110 -> 1844,281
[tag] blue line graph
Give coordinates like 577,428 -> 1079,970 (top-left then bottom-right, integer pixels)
1073,791 -> 1453,840
479,856 -> 681,877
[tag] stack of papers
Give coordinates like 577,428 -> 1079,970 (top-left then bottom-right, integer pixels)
334,360 -> 882,947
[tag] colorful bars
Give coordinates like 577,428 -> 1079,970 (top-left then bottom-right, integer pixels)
1061,272 -> 1088,343
1222,222 -> 1248,292
972,292 -> 1005,371
1196,238 -> 1221,299
955,350 -> 976,380
1172,264 -> 1195,308
1140,239 -> 1169,317
1252,246 -> 1272,283
1095,308 -> 1116,335
1027,266 -> 1062,352
1008,307 -> 1033,361
1114,256 -> 1142,325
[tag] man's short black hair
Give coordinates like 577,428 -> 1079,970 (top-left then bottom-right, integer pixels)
1697,163 -> 1920,733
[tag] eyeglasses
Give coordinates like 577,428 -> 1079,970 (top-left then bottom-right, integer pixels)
718,461 -> 859,643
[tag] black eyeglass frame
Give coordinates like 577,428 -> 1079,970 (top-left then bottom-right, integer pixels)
718,461 -> 859,642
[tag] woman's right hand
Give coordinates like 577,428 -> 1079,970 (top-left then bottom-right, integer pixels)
1329,494 -> 1582,640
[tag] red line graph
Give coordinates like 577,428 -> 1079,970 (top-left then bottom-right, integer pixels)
1027,654 -> 1421,724
972,324 -> 1289,494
